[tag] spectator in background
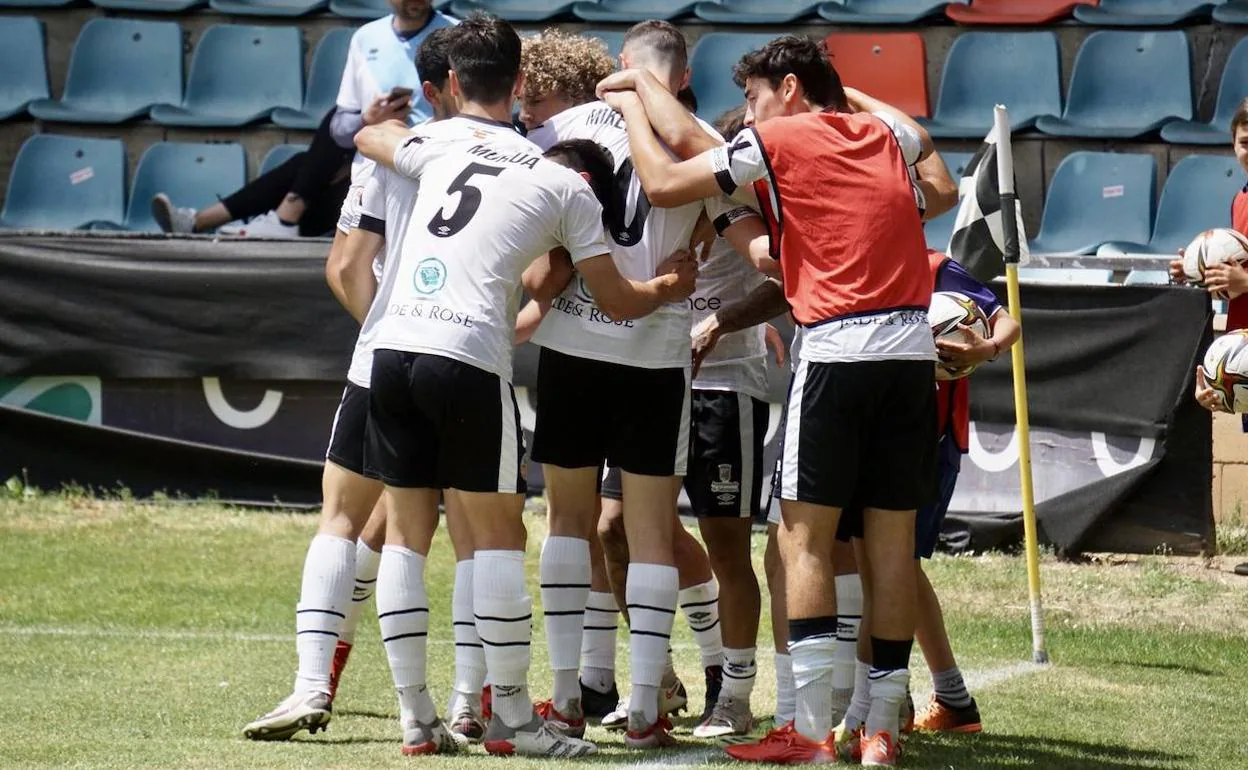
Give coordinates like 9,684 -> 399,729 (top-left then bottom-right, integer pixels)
151,0 -> 455,238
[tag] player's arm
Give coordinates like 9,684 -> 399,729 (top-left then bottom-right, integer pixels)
934,261 -> 1023,368
844,86 -> 935,161
711,197 -> 781,279
515,299 -> 552,345
578,253 -> 695,320
605,91 -> 725,208
354,120 -> 419,172
328,170 -> 387,323
598,69 -> 721,160
915,150 -> 959,221
692,277 -> 789,375
521,248 -> 575,303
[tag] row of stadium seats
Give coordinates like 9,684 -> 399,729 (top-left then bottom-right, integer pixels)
3,18 -> 1245,144
0,135 -> 305,231
923,151 -> 1246,257
5,0 -> 1248,25
4,135 -> 1241,262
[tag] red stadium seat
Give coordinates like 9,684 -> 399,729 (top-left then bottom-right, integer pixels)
824,33 -> 929,118
946,0 -> 1097,25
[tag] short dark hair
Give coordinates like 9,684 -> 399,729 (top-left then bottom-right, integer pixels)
416,27 -> 453,91
1233,97 -> 1248,138
544,139 -> 615,227
676,87 -> 697,114
714,105 -> 747,139
622,20 -> 688,73
732,35 -> 845,111
447,13 -> 521,105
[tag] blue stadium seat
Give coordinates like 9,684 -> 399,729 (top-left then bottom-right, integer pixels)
0,17 -> 48,121
817,0 -> 958,24
123,143 -> 246,232
91,0 -> 205,12
1028,151 -> 1156,256
0,0 -> 73,6
449,0 -> 577,19
584,29 -> 624,60
917,32 -> 1061,139
923,152 -> 975,252
1124,269 -> 1172,285
259,143 -> 307,176
328,0 -> 388,16
573,0 -> 701,21
28,19 -> 181,125
1161,36 -> 1248,144
0,135 -> 126,230
1016,268 -> 1115,284
1099,154 -> 1245,256
689,33 -> 773,123
150,25 -> 303,128
1034,31 -> 1191,139
210,0 -> 327,16
694,0 -> 822,23
272,28 -> 352,130
1073,0 -> 1220,25
1214,0 -> 1248,22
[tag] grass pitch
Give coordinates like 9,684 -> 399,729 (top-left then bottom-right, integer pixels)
2,493 -> 1248,769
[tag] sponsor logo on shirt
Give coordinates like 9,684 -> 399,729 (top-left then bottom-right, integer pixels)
414,258 -> 447,295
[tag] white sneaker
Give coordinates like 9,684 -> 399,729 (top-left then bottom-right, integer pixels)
217,209 -> 299,238
242,690 -> 331,741
401,717 -> 459,755
482,712 -> 597,757
150,193 -> 196,234
603,678 -> 689,732
692,694 -> 754,739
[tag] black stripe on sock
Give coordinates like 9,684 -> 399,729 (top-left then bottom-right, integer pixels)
544,609 -> 585,617
689,619 -> 721,633
479,638 -> 532,647
377,607 -> 428,619
629,629 -> 672,639
355,578 -> 378,584
584,625 -> 618,631
540,582 -> 592,589
723,669 -> 757,680
455,642 -> 484,648
627,603 -> 677,615
382,632 -> 428,643
453,621 -> 475,626
297,629 -> 339,637
475,613 -> 533,623
296,608 -> 346,619
789,615 -> 838,643
679,598 -> 717,609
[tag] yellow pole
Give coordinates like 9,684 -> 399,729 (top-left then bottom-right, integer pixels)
994,105 -> 1048,664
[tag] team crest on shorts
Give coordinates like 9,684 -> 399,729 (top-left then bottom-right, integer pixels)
711,463 -> 739,502
414,258 -> 447,295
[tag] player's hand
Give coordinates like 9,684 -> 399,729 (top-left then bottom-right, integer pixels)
764,323 -> 786,367
599,88 -> 642,115
1195,365 -> 1229,412
1204,261 -> 1248,300
657,249 -> 697,301
935,324 -> 996,369
1169,250 -> 1188,285
691,314 -> 724,377
596,69 -> 642,99
841,86 -> 869,113
364,93 -> 411,126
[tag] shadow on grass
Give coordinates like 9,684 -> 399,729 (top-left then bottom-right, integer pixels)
904,732 -> 1189,769
335,708 -> 396,720
1106,659 -> 1220,677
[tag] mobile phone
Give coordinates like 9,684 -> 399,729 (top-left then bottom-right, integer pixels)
387,86 -> 414,101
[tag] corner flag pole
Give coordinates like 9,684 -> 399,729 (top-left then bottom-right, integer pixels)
993,104 -> 1049,664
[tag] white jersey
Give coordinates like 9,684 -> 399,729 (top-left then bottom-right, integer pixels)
344,162 -> 421,388
526,100 -> 721,369
691,237 -> 769,401
372,115 -> 610,382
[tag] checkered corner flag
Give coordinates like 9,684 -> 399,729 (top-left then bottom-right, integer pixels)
947,119 -> 1030,283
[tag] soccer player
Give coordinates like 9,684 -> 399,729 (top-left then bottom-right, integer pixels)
240,28 -> 457,744
600,35 -> 952,766
353,13 -> 695,757
519,22 -> 727,747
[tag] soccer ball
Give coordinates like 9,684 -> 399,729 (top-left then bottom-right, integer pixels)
1181,228 -> 1248,288
1201,330 -> 1248,413
929,290 -> 991,381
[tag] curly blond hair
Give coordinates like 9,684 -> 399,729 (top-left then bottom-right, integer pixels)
521,29 -> 617,104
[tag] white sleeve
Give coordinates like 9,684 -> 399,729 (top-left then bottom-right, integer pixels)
336,38 -> 364,113
559,181 -> 610,264
391,130 -> 436,180
526,122 -> 559,152
871,111 -> 922,167
358,163 -> 386,229
706,128 -> 770,196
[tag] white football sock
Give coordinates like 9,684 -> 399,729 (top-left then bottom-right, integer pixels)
339,541 -> 381,645
790,633 -> 837,742
844,659 -> 873,733
540,536 -> 591,712
376,546 -> 434,726
774,652 -> 795,724
722,646 -> 758,700
832,574 -> 863,721
678,579 -> 723,670
293,534 -> 355,695
475,550 -> 533,728
627,563 -> 679,725
866,668 -> 910,739
580,591 -> 618,693
451,559 -> 486,699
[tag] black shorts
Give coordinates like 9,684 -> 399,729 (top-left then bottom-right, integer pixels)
531,347 -> 690,477
326,382 -> 371,477
779,359 -> 936,511
364,349 -> 527,493
600,390 -> 768,518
